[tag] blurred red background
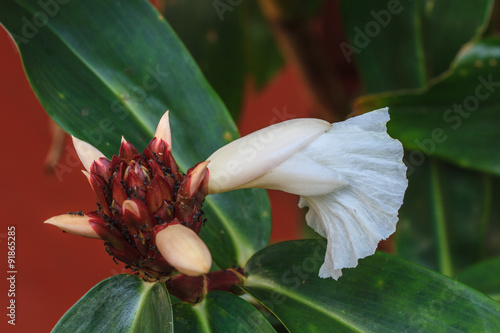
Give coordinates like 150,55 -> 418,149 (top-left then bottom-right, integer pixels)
0,24 -> 319,331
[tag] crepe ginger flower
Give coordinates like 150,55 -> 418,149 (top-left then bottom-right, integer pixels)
45,107 -> 407,281
207,107 -> 407,279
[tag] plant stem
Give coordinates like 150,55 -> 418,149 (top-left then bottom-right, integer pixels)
430,159 -> 453,277
165,268 -> 245,303
478,174 -> 492,258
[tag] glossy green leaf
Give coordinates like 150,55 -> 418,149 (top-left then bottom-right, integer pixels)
356,38 -> 500,175
163,0 -> 245,119
0,0 -> 270,267
163,0 -> 283,121
173,291 -> 275,332
456,256 -> 500,301
340,0 -> 493,92
241,240 -> 500,332
53,274 -> 172,332
242,0 -> 283,88
395,158 -> 495,275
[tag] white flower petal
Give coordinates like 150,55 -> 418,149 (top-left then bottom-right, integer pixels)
207,118 -> 331,194
235,153 -> 348,196
72,136 -> 106,172
298,108 -> 408,279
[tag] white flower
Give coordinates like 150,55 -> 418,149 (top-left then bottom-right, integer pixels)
206,107 -> 408,279
48,107 -> 406,280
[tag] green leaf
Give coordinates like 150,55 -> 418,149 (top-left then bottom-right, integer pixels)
241,240 -> 500,332
396,158 -> 495,275
340,0 -> 493,92
163,0 -> 283,121
242,1 -> 283,88
173,291 -> 276,332
357,37 -> 500,175
0,0 -> 270,267
53,274 -> 172,333
456,256 -> 500,301
163,0 -> 245,120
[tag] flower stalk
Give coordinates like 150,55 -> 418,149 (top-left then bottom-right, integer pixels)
166,268 -> 245,303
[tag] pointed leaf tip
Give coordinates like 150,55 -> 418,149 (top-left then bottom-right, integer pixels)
72,136 -> 106,172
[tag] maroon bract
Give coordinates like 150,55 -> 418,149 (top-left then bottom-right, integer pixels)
45,112 -> 212,281
90,139 -> 208,280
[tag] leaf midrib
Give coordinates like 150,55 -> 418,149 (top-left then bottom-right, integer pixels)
205,195 -> 255,266
245,276 -> 365,333
193,299 -> 212,333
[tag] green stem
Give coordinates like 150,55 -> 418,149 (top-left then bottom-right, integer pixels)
478,174 -> 492,258
430,160 -> 453,276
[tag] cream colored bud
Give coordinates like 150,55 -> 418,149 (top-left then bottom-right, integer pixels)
156,224 -> 212,276
154,110 -> 172,149
44,214 -> 100,239
72,136 -> 106,172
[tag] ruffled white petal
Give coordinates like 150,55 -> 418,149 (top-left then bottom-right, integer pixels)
298,108 -> 407,279
206,118 -> 331,194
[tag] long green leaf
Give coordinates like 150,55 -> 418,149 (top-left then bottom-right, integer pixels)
357,38 -> 500,175
241,1 -> 284,88
0,0 -> 270,267
241,240 -> 500,332
173,291 -> 276,332
163,0 -> 245,120
163,0 -> 283,120
340,0 -> 493,92
52,274 -> 172,332
456,256 -> 500,301
396,158 -> 496,275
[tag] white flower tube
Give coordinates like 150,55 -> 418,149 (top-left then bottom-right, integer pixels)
206,107 -> 408,279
